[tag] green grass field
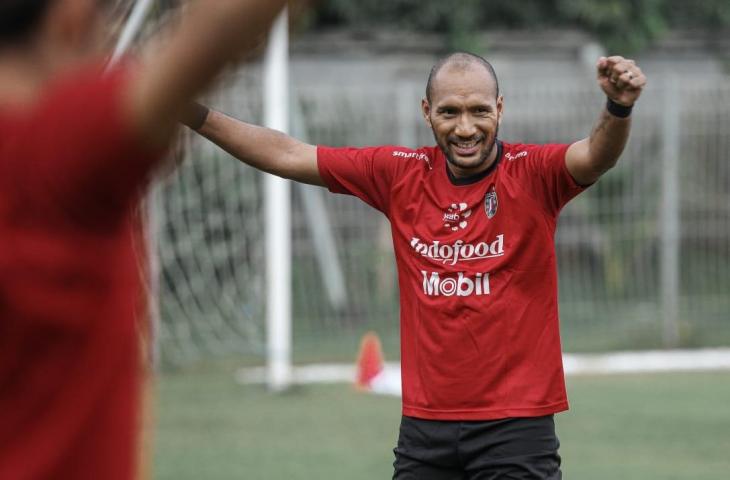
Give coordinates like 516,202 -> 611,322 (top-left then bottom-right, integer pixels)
154,370 -> 730,479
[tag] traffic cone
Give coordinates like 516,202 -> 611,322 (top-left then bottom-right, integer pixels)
355,332 -> 384,390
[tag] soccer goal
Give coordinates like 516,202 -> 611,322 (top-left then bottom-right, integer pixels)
124,0 -> 730,386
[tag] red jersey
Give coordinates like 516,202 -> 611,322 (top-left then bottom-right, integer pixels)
318,141 -> 586,420
0,65 -> 161,479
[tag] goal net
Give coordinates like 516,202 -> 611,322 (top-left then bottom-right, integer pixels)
155,72 -> 268,366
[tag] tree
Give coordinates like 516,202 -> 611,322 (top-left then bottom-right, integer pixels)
305,0 -> 730,54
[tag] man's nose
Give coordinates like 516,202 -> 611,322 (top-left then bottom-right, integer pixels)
454,115 -> 477,137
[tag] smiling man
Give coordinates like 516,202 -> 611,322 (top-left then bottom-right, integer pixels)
183,51 -> 646,479
423,54 -> 503,179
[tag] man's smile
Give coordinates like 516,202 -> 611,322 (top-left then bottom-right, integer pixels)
450,137 -> 483,157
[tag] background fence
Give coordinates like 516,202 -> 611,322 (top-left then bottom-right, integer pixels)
154,66 -> 730,367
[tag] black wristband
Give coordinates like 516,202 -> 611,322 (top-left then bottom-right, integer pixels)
181,102 -> 210,130
606,98 -> 633,118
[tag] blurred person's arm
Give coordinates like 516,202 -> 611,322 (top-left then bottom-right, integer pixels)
32,1 -> 290,222
565,55 -> 647,186
183,104 -> 323,186
125,0 -> 290,148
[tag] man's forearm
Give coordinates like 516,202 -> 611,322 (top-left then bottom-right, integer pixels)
565,102 -> 632,185
196,109 -> 323,186
586,104 -> 632,173
566,56 -> 645,186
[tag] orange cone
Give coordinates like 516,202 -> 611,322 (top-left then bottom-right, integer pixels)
355,332 -> 385,390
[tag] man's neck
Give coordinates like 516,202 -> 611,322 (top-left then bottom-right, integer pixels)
446,142 -> 499,180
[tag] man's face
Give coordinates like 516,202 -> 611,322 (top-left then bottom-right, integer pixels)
422,64 -> 503,177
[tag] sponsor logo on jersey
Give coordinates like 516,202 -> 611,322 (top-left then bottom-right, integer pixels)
421,271 -> 491,297
484,186 -> 498,219
443,203 -> 472,231
410,235 -> 504,266
392,150 -> 432,169
504,150 -> 528,161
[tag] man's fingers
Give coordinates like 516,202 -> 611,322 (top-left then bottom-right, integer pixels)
614,72 -> 646,95
617,69 -> 645,89
596,55 -> 646,105
600,62 -> 643,85
613,71 -> 633,89
598,55 -> 626,72
604,55 -> 627,64
627,73 -> 647,90
620,68 -> 647,90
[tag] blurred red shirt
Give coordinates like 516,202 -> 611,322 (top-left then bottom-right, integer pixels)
0,64 -> 161,479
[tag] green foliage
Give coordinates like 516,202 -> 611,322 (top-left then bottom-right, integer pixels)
555,0 -> 668,53
308,0 -> 730,54
662,0 -> 730,29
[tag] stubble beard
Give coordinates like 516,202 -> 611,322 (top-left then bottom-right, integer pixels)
435,126 -> 499,175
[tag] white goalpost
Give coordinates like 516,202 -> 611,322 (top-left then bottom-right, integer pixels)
115,1 -> 347,376
109,0 -> 155,65
263,9 -> 293,392
111,2 -> 296,385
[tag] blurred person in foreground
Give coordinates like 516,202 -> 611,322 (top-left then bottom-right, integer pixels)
184,52 -> 646,478
0,0 -> 290,478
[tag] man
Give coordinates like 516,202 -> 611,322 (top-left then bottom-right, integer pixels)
0,0 -> 289,478
184,52 -> 646,479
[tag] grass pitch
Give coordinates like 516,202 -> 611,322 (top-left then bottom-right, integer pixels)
154,370 -> 730,479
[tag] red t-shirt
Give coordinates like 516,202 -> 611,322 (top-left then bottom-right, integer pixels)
0,64 -> 161,479
318,141 -> 586,420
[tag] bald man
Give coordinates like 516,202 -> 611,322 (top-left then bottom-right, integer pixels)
183,51 -> 646,479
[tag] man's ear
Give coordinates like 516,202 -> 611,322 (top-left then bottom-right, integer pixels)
496,95 -> 504,126
421,98 -> 433,128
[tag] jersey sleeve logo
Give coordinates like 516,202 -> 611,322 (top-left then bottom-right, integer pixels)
484,186 -> 498,219
504,150 -> 528,161
443,203 -> 472,231
392,150 -> 432,170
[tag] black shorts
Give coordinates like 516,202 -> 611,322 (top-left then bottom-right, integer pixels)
392,415 -> 561,480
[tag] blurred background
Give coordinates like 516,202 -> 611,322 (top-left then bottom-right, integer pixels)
125,1 -> 730,478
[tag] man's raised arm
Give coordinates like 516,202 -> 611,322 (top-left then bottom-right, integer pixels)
124,0 -> 290,147
566,55 -> 647,186
183,104 -> 323,186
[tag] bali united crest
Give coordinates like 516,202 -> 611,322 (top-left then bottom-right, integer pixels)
484,186 -> 498,219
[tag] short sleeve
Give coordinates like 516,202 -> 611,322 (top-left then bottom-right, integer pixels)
317,145 -> 404,215
519,144 -> 586,217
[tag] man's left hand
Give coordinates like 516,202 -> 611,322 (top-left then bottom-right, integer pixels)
596,56 -> 647,107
